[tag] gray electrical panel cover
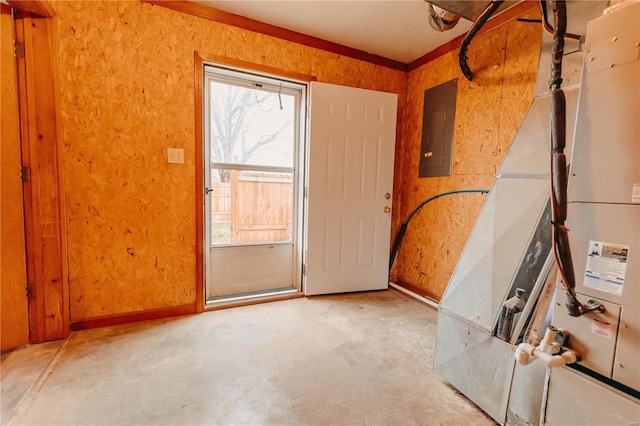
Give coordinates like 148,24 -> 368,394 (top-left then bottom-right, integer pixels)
419,79 -> 456,178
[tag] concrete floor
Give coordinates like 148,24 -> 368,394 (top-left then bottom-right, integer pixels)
1,340 -> 63,424
5,289 -> 494,425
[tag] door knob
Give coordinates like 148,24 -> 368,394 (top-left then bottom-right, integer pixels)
384,206 -> 391,213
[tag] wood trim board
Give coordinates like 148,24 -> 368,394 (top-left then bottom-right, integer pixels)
6,0 -> 54,18
1,3 -> 30,351
71,304 -> 196,331
14,11 -> 69,343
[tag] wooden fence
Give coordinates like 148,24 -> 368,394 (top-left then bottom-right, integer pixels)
210,170 -> 293,244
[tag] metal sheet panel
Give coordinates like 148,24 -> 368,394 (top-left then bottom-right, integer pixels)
545,367 -> 640,425
440,178 -> 550,332
507,362 -> 548,426
434,311 -> 513,423
568,2 -> 640,204
552,290 -> 621,380
498,90 -> 579,178
565,203 -> 639,308
427,0 -> 518,22
615,305 -> 640,391
564,2 -> 640,392
562,202 -> 639,390
209,244 -> 294,298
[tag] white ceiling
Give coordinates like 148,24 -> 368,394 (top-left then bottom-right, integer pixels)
194,1 -> 475,64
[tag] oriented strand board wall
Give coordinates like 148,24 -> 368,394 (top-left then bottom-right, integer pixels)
51,1 -> 406,321
1,4 -> 29,350
393,10 -> 541,300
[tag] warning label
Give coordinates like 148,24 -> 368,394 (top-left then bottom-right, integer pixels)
591,318 -> 613,338
633,183 -> 640,203
583,240 -> 629,296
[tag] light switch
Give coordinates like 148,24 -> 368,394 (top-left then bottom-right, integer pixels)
167,148 -> 184,164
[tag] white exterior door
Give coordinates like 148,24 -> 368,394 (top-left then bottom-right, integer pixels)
305,82 -> 397,295
204,66 -> 306,300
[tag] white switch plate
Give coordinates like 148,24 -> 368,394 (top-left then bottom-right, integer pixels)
167,148 -> 184,164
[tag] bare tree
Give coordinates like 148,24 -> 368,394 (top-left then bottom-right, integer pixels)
210,84 -> 291,182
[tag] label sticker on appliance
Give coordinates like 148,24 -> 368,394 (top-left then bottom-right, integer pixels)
583,240 -> 628,296
591,318 -> 613,338
633,183 -> 640,203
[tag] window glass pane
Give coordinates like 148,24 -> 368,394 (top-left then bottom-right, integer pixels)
209,82 -> 295,168
210,169 -> 294,245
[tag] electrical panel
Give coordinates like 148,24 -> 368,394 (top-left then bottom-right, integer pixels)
419,79 -> 456,178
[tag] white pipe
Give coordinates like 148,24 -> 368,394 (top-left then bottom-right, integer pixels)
389,282 -> 439,309
539,327 -> 560,354
515,327 -> 579,368
530,347 -> 578,367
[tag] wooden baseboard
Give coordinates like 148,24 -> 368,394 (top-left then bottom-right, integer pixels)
70,304 -> 196,331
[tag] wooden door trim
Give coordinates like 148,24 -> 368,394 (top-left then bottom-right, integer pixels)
195,52 -> 205,313
14,10 -> 69,342
7,0 -> 54,18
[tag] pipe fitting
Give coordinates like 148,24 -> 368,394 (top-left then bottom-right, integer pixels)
516,327 -> 579,368
539,326 -> 560,354
515,343 -> 535,366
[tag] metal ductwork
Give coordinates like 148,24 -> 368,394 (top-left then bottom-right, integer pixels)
425,1 -> 461,31
427,0 -> 520,22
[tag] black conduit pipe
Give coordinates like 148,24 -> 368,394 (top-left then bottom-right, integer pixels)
389,189 -> 489,272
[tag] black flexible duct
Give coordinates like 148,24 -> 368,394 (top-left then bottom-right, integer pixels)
388,189 -> 489,272
458,0 -> 504,81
